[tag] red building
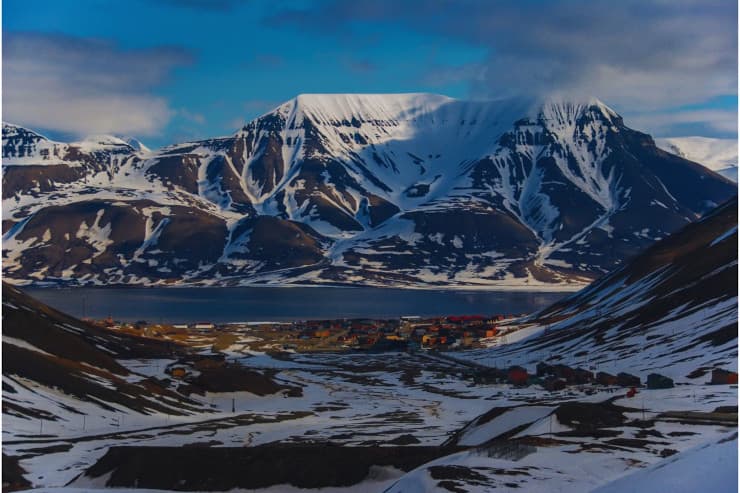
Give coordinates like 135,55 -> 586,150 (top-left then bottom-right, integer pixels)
507,366 -> 528,386
711,369 -> 738,385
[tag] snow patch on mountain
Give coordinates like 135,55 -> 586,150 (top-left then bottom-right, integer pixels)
2,95 -> 736,287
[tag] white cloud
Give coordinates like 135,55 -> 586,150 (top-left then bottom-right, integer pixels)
271,0 -> 738,136
624,108 -> 738,137
3,32 -> 193,137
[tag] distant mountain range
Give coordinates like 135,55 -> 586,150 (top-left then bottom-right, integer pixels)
2,94 -> 736,288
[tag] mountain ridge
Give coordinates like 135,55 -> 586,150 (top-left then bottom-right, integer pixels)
2,94 -> 736,288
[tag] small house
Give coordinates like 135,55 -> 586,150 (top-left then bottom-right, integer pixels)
596,372 -> 618,386
616,372 -> 641,387
646,373 -> 674,389
573,368 -> 594,385
710,369 -> 739,385
507,366 -> 529,386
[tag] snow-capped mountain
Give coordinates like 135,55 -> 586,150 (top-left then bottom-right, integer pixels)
656,136 -> 738,182
123,136 -> 151,153
2,94 -> 736,287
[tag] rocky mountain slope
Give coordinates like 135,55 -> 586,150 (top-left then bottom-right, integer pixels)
3,94 -> 736,288
656,136 -> 737,182
463,196 -> 738,378
2,283 -> 201,421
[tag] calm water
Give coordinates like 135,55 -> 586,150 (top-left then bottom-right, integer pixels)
26,287 -> 569,323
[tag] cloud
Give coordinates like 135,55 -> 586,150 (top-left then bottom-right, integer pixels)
267,0 -> 737,111
177,108 -> 207,125
3,32 -> 193,137
625,108 -> 738,137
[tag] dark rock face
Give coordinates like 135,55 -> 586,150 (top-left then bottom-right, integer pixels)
225,215 -> 327,271
2,95 -> 736,287
3,164 -> 86,198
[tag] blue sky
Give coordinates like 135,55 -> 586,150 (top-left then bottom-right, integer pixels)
3,0 -> 737,148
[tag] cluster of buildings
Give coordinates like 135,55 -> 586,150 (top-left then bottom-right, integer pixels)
288,314 -> 518,351
469,361 -> 738,392
88,312 -> 526,353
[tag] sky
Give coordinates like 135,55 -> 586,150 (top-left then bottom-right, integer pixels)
3,0 -> 738,148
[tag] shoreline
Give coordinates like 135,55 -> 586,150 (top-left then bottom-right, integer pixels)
16,281 -> 585,293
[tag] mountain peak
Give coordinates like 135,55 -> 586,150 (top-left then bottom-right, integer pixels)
291,92 -> 453,108
75,134 -> 150,153
284,93 -> 455,126
237,93 -> 622,135
521,94 -> 620,125
2,121 -> 52,142
80,134 -> 130,146
123,137 -> 151,153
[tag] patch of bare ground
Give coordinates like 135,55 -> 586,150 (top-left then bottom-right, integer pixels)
75,444 -> 462,490
2,454 -> 32,492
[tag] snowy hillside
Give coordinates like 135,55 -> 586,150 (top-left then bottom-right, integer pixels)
462,196 -> 737,379
2,95 -> 736,288
382,198 -> 738,493
656,136 -> 738,181
593,433 -> 737,493
2,256 -> 737,493
2,283 -> 201,423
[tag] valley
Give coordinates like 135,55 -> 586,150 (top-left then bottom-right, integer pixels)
3,2 -> 737,491
2,195 -> 737,492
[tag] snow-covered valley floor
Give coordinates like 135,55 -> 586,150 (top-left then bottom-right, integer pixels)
4,351 -> 737,493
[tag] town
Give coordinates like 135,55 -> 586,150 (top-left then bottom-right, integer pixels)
84,313 -> 524,354
83,313 -> 740,396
